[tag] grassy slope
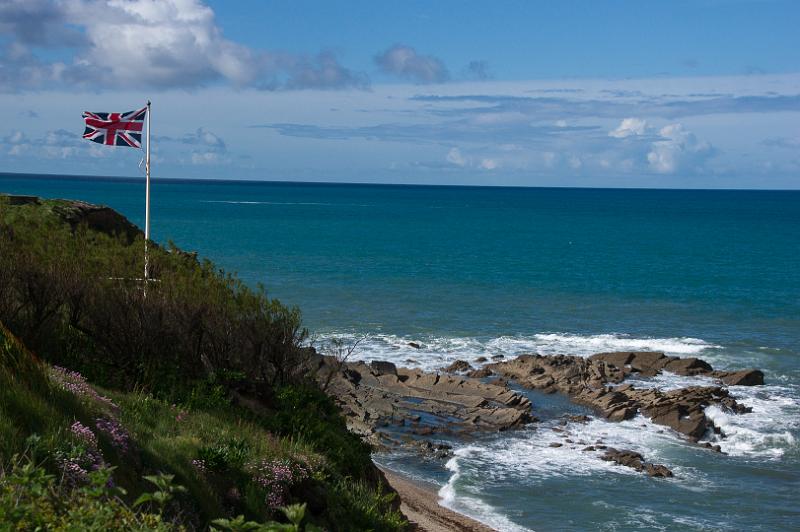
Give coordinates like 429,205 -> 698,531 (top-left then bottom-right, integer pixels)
0,197 -> 406,531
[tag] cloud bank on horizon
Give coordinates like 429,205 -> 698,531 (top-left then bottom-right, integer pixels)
0,0 -> 798,188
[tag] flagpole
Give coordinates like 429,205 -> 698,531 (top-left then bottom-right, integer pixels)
144,100 -> 151,281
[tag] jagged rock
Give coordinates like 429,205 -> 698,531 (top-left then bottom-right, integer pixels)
489,353 -> 761,443
564,414 -> 592,423
475,356 -> 488,363
50,199 -> 143,244
370,360 -> 397,376
601,448 -> 673,477
3,194 -> 40,206
601,448 -> 645,471
318,357 -> 534,444
645,463 -> 673,478
717,369 -> 764,386
663,357 -> 713,376
443,360 -> 473,373
467,367 -> 493,379
582,446 -> 595,452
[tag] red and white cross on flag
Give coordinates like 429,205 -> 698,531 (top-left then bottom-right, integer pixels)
82,107 -> 147,148
81,102 -> 154,280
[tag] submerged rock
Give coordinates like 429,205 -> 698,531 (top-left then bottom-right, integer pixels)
601,448 -> 673,477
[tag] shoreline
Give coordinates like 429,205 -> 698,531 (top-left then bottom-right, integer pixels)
379,466 -> 496,532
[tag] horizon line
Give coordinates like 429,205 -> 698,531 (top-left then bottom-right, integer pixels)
1,170 -> 798,193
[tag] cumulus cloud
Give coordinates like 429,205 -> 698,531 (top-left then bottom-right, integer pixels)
479,158 -> 498,170
0,0 -> 367,91
2,127 -> 110,158
609,117 -> 648,138
0,0 -> 87,47
647,124 -> 714,174
374,44 -> 449,83
180,128 -> 226,150
446,147 -> 467,167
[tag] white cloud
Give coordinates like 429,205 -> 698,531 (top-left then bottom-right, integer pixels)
191,151 -> 220,165
0,0 -> 367,90
480,158 -> 498,170
647,123 -> 714,173
609,117 -> 648,138
375,44 -> 449,83
568,155 -> 583,170
446,147 -> 467,167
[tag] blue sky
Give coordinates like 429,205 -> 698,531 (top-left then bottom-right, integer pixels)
0,0 -> 798,188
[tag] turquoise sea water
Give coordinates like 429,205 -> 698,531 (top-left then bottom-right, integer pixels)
2,173 -> 799,531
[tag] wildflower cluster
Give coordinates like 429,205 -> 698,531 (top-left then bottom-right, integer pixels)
95,417 -> 131,454
50,366 -> 118,408
191,459 -> 207,473
250,458 -> 309,508
57,421 -> 107,488
70,421 -> 97,447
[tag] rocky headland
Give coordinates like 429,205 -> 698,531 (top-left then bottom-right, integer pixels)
318,349 -> 765,478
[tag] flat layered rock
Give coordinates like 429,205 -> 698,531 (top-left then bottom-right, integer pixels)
489,353 -> 761,443
318,357 -> 533,445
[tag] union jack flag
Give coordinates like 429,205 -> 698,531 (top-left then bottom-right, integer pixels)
82,107 -> 146,148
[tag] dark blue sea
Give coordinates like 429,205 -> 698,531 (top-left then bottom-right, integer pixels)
2,173 -> 799,531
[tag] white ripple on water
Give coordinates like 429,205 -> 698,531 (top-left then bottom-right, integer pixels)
438,446 -> 532,532
312,331 -> 720,374
702,384 -> 799,458
316,330 -> 798,524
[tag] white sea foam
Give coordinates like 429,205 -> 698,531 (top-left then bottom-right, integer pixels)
312,331 -> 720,373
436,414 -> 715,528
703,384 -> 799,458
438,447 -> 532,532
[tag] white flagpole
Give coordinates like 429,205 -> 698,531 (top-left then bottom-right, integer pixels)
144,100 -> 151,281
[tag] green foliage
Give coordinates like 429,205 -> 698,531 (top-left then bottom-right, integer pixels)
0,452 -> 176,531
268,384 -> 373,478
325,480 -> 407,532
195,437 -> 250,477
0,198 -> 408,531
0,197 -> 309,399
212,503 -> 323,532
133,473 -> 189,515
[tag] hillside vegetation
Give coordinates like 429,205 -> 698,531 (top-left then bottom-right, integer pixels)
0,195 -> 405,531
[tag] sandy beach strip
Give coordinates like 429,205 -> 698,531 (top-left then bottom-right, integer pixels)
380,467 -> 496,532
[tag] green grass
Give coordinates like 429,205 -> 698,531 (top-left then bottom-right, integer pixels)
0,323 -> 406,531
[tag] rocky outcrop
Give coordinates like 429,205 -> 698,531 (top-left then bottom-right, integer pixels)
588,351 -> 764,384
599,448 -> 673,477
488,352 -> 761,442
442,360 -> 473,373
50,199 -> 143,244
2,195 -> 143,244
318,357 -> 533,449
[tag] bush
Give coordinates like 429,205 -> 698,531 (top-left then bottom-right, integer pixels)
267,385 -> 373,479
0,452 -> 176,531
0,198 -> 309,399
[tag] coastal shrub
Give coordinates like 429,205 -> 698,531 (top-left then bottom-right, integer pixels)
267,384 -> 373,478
0,452 -> 176,531
0,198 -> 309,398
0,199 -> 408,531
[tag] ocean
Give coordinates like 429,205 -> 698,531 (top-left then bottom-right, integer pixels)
2,173 -> 799,531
